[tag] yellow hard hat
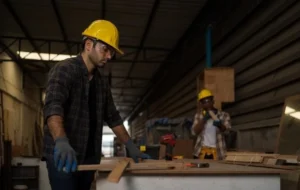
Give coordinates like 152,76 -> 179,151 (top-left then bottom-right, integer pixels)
82,20 -> 124,55
198,89 -> 213,100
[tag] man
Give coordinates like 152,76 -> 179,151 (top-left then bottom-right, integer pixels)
43,20 -> 151,190
191,88 -> 231,160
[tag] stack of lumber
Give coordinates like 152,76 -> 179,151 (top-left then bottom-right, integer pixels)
224,151 -> 300,170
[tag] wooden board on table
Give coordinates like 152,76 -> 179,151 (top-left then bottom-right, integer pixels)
222,161 -> 300,171
225,155 -> 264,163
86,158 -> 294,175
107,159 -> 130,183
226,151 -> 299,164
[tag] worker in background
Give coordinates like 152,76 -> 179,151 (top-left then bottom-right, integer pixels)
42,20 -> 151,190
191,89 -> 231,160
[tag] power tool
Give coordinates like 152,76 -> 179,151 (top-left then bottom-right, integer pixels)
160,133 -> 177,161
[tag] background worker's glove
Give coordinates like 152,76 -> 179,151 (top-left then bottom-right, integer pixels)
125,139 -> 151,163
54,137 -> 77,173
213,120 -> 222,129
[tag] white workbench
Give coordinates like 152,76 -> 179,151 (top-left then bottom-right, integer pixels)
95,159 -> 295,190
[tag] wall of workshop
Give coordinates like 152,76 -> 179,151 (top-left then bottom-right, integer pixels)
0,60 -> 42,157
130,0 -> 300,152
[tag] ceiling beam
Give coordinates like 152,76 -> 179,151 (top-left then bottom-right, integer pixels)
0,39 -> 41,87
0,58 -> 166,69
126,0 -> 161,78
1,36 -> 172,52
51,0 -> 72,55
112,93 -> 140,97
125,0 -> 211,122
3,0 -> 50,70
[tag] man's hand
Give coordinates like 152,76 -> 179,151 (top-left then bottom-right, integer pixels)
202,111 -> 211,121
125,139 -> 151,163
54,137 -> 77,173
213,120 -> 227,132
213,120 -> 222,128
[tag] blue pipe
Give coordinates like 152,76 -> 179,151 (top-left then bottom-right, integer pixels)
206,25 -> 212,68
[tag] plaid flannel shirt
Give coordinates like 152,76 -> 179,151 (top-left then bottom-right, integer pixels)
191,110 -> 231,160
42,55 -> 123,163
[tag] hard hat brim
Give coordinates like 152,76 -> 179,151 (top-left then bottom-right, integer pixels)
114,47 -> 124,55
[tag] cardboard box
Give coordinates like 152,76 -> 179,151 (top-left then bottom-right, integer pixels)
159,139 -> 194,159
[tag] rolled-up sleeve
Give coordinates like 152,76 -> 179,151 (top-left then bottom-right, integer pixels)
104,84 -> 123,128
43,62 -> 74,123
222,112 -> 231,129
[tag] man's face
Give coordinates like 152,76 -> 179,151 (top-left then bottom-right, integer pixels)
199,96 -> 214,110
87,40 -> 116,68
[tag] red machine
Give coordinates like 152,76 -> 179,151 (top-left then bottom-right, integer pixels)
160,133 -> 177,160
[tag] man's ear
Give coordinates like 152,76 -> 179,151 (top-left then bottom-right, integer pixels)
85,39 -> 93,51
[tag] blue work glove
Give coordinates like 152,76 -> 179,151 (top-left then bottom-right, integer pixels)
213,120 -> 222,128
54,137 -> 77,173
125,139 -> 151,163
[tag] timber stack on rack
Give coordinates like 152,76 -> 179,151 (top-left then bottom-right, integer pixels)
223,151 -> 300,170
196,67 -> 235,110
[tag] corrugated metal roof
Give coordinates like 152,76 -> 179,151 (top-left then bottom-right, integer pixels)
0,0 -> 207,119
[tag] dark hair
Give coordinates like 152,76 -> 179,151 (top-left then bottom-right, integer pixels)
81,37 -> 97,52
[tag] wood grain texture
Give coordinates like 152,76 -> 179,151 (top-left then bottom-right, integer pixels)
204,68 -> 235,110
107,159 -> 130,183
83,158 -> 295,175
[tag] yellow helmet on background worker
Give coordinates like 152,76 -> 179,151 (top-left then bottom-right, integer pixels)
82,20 -> 124,55
198,89 -> 213,101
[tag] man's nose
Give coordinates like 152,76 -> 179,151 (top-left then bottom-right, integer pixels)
106,52 -> 112,60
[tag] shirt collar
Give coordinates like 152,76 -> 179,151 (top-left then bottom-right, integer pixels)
75,54 -> 89,76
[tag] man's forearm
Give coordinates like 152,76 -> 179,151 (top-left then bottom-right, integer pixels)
47,115 -> 66,141
111,125 -> 131,143
193,119 -> 205,135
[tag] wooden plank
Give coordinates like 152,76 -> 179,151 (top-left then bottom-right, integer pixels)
89,158 -> 294,175
225,155 -> 263,163
78,162 -> 181,171
107,159 -> 130,183
226,151 -> 279,157
222,161 -> 299,171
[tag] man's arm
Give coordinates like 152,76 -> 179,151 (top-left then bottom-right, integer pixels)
213,111 -> 231,133
47,116 -> 66,140
103,80 -> 151,161
192,112 -> 205,135
103,81 -> 129,142
222,112 -> 232,132
44,63 -> 73,140
111,125 -> 130,143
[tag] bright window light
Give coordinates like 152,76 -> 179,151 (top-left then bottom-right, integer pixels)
102,134 -> 115,141
290,112 -> 300,120
17,51 -> 77,61
285,106 -> 295,114
124,120 -> 129,131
